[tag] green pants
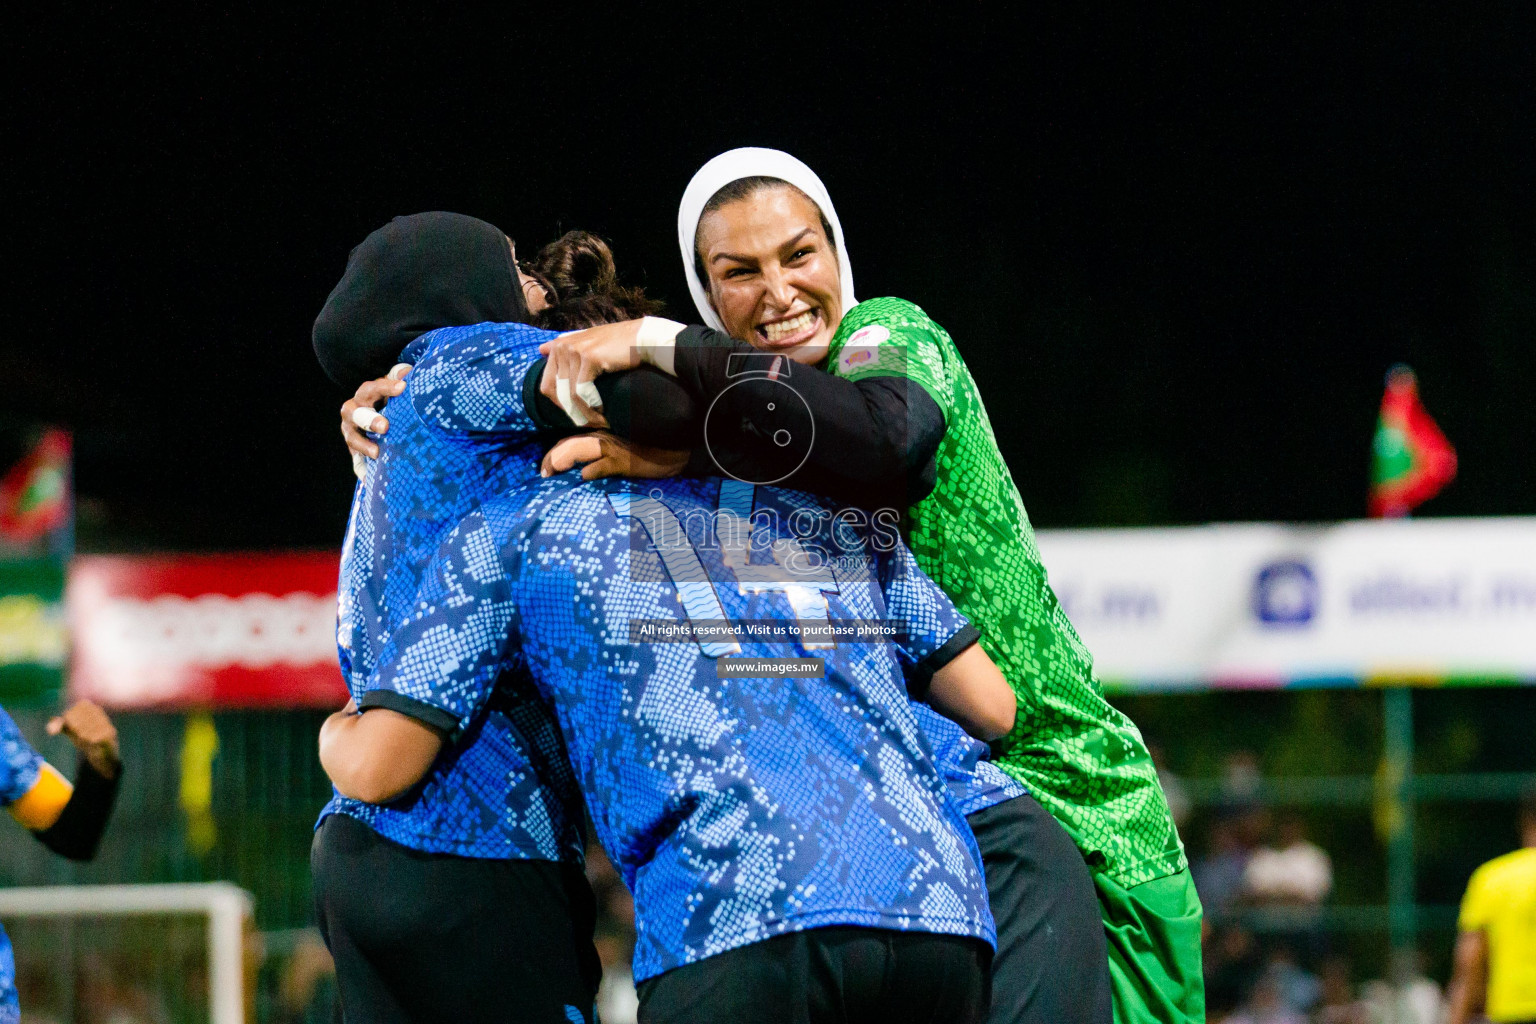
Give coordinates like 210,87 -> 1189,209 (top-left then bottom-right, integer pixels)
1096,868 -> 1206,1024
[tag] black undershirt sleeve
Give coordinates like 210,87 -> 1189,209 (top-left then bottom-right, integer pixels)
671,326 -> 946,507
356,690 -> 459,736
33,757 -> 121,862
904,624 -> 983,702
523,360 -> 702,449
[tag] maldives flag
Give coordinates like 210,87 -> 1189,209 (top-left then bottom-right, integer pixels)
1369,366 -> 1456,517
0,429 -> 72,545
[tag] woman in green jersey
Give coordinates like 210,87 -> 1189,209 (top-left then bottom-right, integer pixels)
533,149 -> 1205,1024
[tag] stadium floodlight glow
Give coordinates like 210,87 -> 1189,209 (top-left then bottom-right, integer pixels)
0,882 -> 252,1024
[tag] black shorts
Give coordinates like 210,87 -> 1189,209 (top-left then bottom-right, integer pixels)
635,926 -> 990,1024
969,793 -> 1112,1024
311,812 -> 601,1024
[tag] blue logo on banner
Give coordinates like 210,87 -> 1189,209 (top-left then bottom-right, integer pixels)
1253,560 -> 1319,627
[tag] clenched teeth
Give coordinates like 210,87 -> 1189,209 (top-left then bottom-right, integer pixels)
762,310 -> 816,342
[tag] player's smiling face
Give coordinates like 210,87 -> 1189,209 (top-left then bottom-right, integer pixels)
697,186 -> 842,365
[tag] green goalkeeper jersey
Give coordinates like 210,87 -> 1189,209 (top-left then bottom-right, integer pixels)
825,296 -> 1186,887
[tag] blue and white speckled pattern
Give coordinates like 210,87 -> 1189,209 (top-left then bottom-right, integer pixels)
0,708 -> 42,807
0,706 -> 42,1021
319,320 -> 584,864
371,474 -> 996,980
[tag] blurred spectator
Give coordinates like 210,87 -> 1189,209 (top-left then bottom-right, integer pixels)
1195,818 -> 1255,922
1204,924 -> 1264,1019
1150,741 -> 1192,831
1360,951 -> 1442,1024
73,953 -> 165,1024
1261,946 -> 1320,1015
1221,750 -> 1265,808
1312,958 -> 1369,1024
1224,964 -> 1306,1024
15,964 -> 63,1024
1242,813 -> 1332,907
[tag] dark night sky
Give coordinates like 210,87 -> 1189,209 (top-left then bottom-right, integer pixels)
6,6 -> 1534,551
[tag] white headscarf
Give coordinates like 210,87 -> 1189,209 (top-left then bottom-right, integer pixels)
677,147 -> 857,333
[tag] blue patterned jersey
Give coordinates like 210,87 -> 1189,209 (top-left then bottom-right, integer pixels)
875,537 -> 1024,818
320,320 -> 585,863
0,707 -> 45,1022
912,707 -> 1025,816
370,474 -> 996,980
0,709 -> 43,806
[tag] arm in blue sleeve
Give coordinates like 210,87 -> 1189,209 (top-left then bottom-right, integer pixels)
359,512 -> 522,733
404,322 -> 703,448
672,326 -> 945,501
407,324 -> 547,439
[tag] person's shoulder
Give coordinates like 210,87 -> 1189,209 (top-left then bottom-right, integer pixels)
841,296 -> 941,334
1475,845 -> 1536,884
412,320 -> 557,358
1463,848 -> 1532,908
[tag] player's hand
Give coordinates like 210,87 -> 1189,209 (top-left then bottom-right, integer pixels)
340,364 -> 413,478
538,320 -> 650,427
541,432 -> 689,481
47,700 -> 121,779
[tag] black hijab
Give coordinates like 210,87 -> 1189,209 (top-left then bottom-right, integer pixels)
312,212 -> 530,386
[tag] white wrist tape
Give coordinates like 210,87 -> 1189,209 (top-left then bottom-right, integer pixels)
636,316 -> 686,376
555,377 -> 589,427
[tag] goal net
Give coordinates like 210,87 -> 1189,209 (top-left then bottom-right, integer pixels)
0,883 -> 251,1024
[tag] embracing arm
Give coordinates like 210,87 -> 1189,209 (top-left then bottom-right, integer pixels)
321,511 -> 524,804
340,360 -> 701,465
318,699 -> 445,805
670,326 -> 945,500
925,642 -> 1016,742
522,361 -> 701,448
532,318 -> 945,501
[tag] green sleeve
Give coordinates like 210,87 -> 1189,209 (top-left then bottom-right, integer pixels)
826,297 -> 953,421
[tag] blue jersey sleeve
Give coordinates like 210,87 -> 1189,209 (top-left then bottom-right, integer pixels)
405,323 -> 547,440
359,511 -> 524,733
879,542 -> 980,695
0,707 -> 44,805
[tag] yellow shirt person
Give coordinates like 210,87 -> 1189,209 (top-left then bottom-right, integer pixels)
1448,795 -> 1536,1024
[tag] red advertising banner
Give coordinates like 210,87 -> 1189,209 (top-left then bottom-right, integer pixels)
68,552 -> 346,709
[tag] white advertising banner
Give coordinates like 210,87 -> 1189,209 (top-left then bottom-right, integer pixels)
1034,517 -> 1536,690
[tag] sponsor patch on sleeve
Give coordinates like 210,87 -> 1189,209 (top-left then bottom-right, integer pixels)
848,324 -> 890,347
839,347 -> 878,372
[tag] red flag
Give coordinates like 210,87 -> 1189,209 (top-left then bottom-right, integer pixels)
0,429 -> 72,544
1369,366 -> 1456,517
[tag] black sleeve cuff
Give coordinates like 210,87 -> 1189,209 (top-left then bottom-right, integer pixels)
673,325 -> 757,396
523,357 -> 570,433
523,357 -> 703,448
34,756 -> 121,862
906,624 -> 983,701
358,690 -> 459,735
